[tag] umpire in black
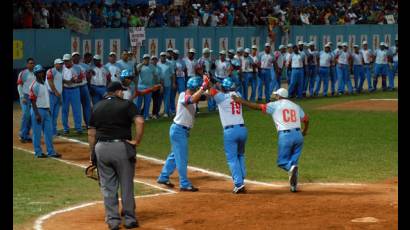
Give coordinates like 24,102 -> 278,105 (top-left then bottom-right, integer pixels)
88,81 -> 144,230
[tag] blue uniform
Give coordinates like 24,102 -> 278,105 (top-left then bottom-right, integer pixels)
45,67 -> 63,135
305,49 -> 319,96
388,46 -> 398,90
62,65 -> 83,133
77,63 -> 92,127
158,60 -> 174,116
258,52 -> 274,102
213,90 -> 247,188
167,58 -> 177,114
135,63 -> 154,119
17,68 -> 35,140
288,53 -> 305,98
373,49 -> 390,91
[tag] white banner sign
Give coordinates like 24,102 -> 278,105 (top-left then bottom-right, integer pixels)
251,37 -> 260,50
165,38 -> 176,50
219,37 -> 229,51
95,39 -> 104,62
148,38 -> 158,57
83,39 -> 92,55
109,39 -> 121,56
71,36 -> 80,54
129,27 -> 145,47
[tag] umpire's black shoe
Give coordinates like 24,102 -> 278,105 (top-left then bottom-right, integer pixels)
125,221 -> 139,229
180,186 -> 199,192
157,180 -> 175,188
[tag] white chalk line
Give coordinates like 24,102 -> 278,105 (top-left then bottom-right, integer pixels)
13,146 -> 176,230
57,136 -> 364,187
368,99 -> 398,101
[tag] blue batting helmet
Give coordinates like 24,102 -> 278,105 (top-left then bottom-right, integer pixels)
120,69 -> 133,81
222,78 -> 236,91
231,59 -> 241,67
33,65 -> 45,74
186,77 -> 202,90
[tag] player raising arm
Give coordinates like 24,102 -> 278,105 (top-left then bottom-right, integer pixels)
232,88 -> 309,192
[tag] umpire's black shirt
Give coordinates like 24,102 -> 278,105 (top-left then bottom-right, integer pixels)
89,96 -> 139,141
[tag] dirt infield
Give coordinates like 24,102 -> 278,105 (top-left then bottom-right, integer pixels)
317,99 -> 398,112
13,109 -> 398,230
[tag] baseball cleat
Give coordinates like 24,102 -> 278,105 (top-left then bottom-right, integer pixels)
157,180 -> 175,188
289,165 -> 298,192
35,154 -> 47,158
180,186 -> 199,192
124,220 -> 139,229
233,185 -> 246,194
49,153 -> 62,158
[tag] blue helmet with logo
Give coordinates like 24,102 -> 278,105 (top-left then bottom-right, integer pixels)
186,77 -> 202,90
33,64 -> 45,75
120,69 -> 133,81
222,77 -> 236,91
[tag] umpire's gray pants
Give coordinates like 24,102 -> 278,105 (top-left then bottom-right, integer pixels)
95,141 -> 137,227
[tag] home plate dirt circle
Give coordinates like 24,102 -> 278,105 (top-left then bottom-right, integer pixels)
351,217 -> 380,223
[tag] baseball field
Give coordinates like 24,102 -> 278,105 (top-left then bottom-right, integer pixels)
13,90 -> 398,229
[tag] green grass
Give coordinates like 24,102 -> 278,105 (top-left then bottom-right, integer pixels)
13,149 -> 163,228
63,90 -> 398,183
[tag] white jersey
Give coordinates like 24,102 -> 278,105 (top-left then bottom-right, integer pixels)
29,81 -> 50,108
62,65 -> 78,88
250,54 -> 259,72
337,51 -> 350,65
360,49 -> 373,64
173,92 -> 197,128
352,52 -> 364,65
213,91 -> 244,127
291,53 -> 304,68
319,51 -> 332,67
17,69 -> 35,95
90,66 -> 110,86
307,49 -> 319,66
184,57 -> 197,77
285,52 -> 293,67
391,46 -> 398,62
259,52 -> 274,69
275,52 -> 286,69
45,68 -> 63,94
215,59 -> 231,79
264,99 -> 306,132
375,49 -> 389,64
105,62 -> 122,82
242,56 -> 254,72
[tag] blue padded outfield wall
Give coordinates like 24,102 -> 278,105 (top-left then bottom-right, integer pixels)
13,25 -> 398,69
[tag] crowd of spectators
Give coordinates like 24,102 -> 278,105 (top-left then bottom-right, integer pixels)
13,0 -> 398,29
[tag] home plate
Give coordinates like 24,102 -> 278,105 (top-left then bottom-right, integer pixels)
351,217 -> 379,223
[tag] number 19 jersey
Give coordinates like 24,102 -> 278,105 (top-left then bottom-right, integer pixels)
262,99 -> 307,131
214,91 -> 245,127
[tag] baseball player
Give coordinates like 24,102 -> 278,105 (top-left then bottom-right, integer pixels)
173,49 -> 187,93
116,50 -> 134,72
336,43 -> 353,95
314,43 -> 333,96
351,44 -> 366,93
166,48 -> 177,115
105,52 -> 122,83
61,54 -> 83,134
89,55 -> 111,105
119,69 -> 161,101
287,45 -> 305,99
305,42 -> 319,97
328,42 -> 338,96
157,76 -> 210,192
135,54 -> 155,120
207,78 -> 248,193
371,42 -> 389,92
241,48 -> 256,101
150,56 -> 162,119
388,39 -> 398,91
297,41 -> 308,97
214,50 -> 232,83
360,41 -> 374,92
232,88 -> 309,192
198,48 -> 217,112
285,44 -> 294,86
229,56 -> 243,95
72,52 -> 92,129
258,43 -> 274,102
274,45 -> 287,91
158,52 -> 174,118
45,58 -> 64,136
29,64 -> 62,158
250,45 -> 260,102
17,58 -> 36,143
184,48 -> 198,82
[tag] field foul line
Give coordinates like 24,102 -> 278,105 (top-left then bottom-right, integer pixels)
368,99 -> 398,101
57,136 -> 364,187
13,146 -> 176,230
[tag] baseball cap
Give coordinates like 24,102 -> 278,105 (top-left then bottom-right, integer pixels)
166,48 -> 174,52
252,45 -> 258,49
127,50 -> 133,54
228,49 -> 235,54
264,42 -> 271,47
151,55 -> 158,60
236,47 -> 244,52
278,45 -> 285,49
122,50 -> 128,55
189,48 -> 196,53
202,48 -> 212,53
326,42 -> 332,47
109,51 -> 116,56
244,48 -> 250,53
353,44 -> 359,48
297,41 -> 304,45
173,49 -> 179,54
362,41 -> 368,45
219,50 -> 226,55
107,81 -> 126,92
309,42 -> 315,46
287,43 -> 293,48
325,43 -> 331,48
342,42 -> 348,47
337,42 -> 342,47
160,52 -> 167,56
380,42 -> 385,46
54,58 -> 64,64
62,54 -> 71,61
71,52 -> 80,57
143,54 -> 150,59
273,88 -> 288,98
93,54 -> 102,60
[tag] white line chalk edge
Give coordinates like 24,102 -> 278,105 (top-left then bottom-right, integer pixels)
56,136 -> 364,187
368,99 -> 398,101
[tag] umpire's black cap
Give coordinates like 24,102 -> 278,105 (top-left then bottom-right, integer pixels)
107,82 -> 127,92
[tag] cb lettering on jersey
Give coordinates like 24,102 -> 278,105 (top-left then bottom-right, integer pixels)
283,109 -> 296,122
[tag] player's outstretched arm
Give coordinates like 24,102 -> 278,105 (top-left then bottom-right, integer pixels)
190,75 -> 210,103
301,116 -> 309,136
232,95 -> 263,110
134,84 -> 162,97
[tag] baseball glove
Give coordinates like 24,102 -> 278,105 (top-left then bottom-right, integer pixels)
85,164 -> 99,181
